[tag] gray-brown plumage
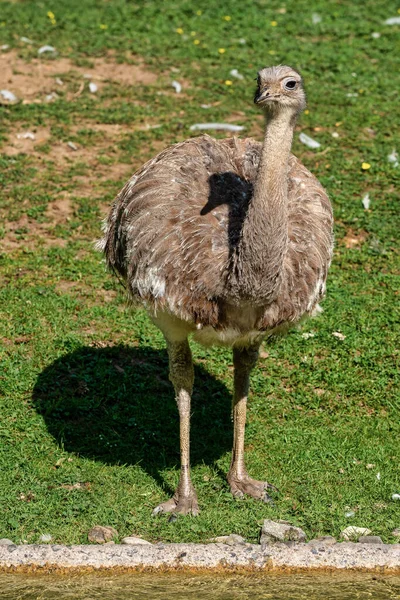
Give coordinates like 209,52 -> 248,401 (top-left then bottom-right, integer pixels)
99,65 -> 334,515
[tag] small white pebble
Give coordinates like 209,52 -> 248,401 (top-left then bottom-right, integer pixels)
346,93 -> 358,98
89,82 -> 98,93
40,534 -> 52,543
17,131 -> 35,140
384,16 -> 400,25
38,45 -> 57,55
200,104 -> 212,109
55,77 -> 64,86
1,44 -> 10,51
171,80 -> 182,93
67,141 -> 78,151
388,149 -> 399,167
332,331 -> 346,341
239,38 -> 246,44
362,193 -> 370,210
190,123 -> 245,132
45,92 -> 58,102
312,13 -> 322,24
371,32 -> 381,38
20,36 -> 34,44
0,89 -> 18,103
345,511 -> 355,518
392,494 -> 400,500
230,69 -> 244,80
331,131 -> 339,138
299,132 -> 321,149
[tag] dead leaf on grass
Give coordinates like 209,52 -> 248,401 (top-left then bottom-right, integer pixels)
342,228 -> 368,248
60,482 -> 91,491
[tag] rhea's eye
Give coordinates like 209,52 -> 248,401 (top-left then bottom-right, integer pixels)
284,79 -> 297,90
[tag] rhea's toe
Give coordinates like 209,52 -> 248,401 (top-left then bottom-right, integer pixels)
228,474 -> 278,503
153,494 -> 199,516
152,498 -> 178,515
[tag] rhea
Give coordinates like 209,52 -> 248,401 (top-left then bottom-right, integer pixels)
99,65 -> 334,515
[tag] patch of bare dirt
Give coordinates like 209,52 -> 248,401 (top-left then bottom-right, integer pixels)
1,201 -> 74,251
55,279 -> 117,303
2,118 -> 153,194
2,126 -> 51,156
342,228 -> 369,249
0,52 -> 175,254
0,50 -> 157,103
45,197 -> 73,224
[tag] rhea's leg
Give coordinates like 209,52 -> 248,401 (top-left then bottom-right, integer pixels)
153,339 -> 199,516
227,344 -> 276,503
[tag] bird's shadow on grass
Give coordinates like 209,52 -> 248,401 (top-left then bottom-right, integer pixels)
32,345 -> 232,496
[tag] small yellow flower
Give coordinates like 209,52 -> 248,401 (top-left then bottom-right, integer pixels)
196,10 -> 202,16
225,80 -> 233,85
268,50 -> 276,55
361,162 -> 371,170
398,7 -> 400,13
223,15 -> 231,21
190,31 -> 196,36
218,48 -> 226,54
176,27 -> 184,34
99,24 -> 108,30
193,39 -> 200,45
304,109 -> 310,115
50,18 -> 56,25
47,11 -> 55,19
270,20 -> 278,26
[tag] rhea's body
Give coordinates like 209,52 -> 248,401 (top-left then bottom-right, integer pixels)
101,136 -> 332,346
99,66 -> 334,515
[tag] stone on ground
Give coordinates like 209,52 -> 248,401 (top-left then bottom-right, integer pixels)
88,526 -> 118,544
392,528 -> 400,538
261,519 -> 306,544
121,537 -> 153,546
340,526 -> 372,541
211,534 -> 246,546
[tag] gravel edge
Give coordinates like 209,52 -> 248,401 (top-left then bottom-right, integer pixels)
1,542 -> 400,572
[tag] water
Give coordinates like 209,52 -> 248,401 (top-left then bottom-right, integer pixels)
1,572 -> 400,600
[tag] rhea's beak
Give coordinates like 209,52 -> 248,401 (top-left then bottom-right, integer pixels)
254,87 -> 271,104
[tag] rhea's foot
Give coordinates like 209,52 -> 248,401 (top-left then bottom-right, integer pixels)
153,490 -> 200,516
227,471 -> 278,503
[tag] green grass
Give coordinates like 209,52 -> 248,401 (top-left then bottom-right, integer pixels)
0,0 -> 399,545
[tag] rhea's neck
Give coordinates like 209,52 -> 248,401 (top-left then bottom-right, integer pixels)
230,106 -> 298,304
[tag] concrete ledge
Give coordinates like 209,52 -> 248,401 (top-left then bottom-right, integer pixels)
1,542 -> 400,572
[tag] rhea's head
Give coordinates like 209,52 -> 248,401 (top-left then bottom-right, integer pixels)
254,65 -> 306,114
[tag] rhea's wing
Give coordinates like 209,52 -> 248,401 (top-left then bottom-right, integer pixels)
99,135 -> 262,325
